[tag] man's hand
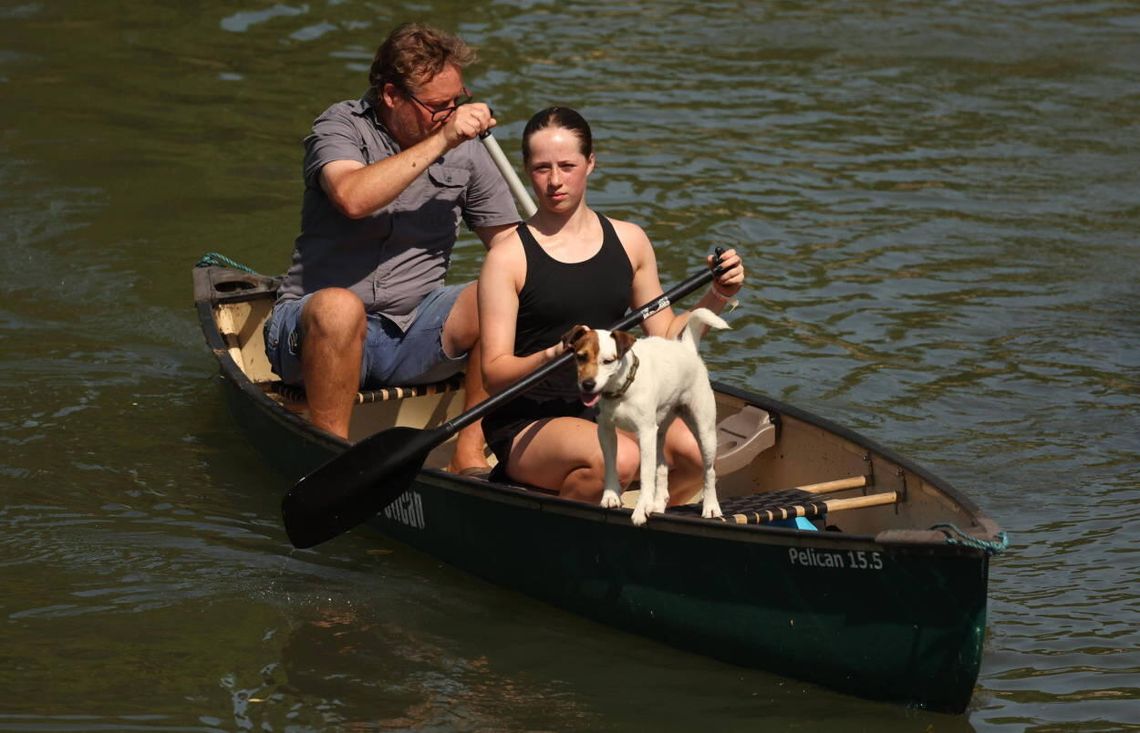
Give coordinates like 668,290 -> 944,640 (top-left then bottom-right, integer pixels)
442,102 -> 495,148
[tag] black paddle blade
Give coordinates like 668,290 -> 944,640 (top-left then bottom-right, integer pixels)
281,425 -> 446,548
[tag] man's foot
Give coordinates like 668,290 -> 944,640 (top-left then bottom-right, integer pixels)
447,448 -> 491,475
447,435 -> 491,474
452,465 -> 491,477
448,419 -> 490,475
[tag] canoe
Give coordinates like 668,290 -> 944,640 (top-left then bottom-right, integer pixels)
193,260 -> 1007,713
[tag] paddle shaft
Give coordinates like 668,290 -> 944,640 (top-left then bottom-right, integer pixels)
437,264 -> 720,439
481,132 -> 538,217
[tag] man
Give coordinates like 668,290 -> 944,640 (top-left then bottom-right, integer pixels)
264,22 -> 520,472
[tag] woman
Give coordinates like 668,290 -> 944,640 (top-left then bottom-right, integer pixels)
478,106 -> 745,503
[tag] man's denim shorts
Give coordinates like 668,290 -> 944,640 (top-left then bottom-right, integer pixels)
263,285 -> 468,389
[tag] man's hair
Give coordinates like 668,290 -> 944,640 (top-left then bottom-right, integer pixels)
369,22 -> 476,93
522,106 -> 595,163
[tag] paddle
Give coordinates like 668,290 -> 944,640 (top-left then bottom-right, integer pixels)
281,255 -> 726,548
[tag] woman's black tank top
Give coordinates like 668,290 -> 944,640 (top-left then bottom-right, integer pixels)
513,212 -> 633,399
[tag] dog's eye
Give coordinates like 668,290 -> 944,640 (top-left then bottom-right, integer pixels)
602,357 -> 617,365
575,353 -> 588,363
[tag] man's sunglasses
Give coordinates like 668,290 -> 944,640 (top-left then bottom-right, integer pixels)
405,86 -> 473,123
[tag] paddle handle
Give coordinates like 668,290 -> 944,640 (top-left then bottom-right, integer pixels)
443,261 -> 723,435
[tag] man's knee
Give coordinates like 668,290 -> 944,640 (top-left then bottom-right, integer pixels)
303,288 -> 366,343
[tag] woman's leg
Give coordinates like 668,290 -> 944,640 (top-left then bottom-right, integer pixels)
507,417 -> 641,502
662,418 -> 709,505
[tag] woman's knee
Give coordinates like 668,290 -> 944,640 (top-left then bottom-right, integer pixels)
615,438 -> 641,483
666,424 -> 704,471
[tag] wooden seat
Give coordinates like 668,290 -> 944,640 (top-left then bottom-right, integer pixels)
272,371 -> 465,405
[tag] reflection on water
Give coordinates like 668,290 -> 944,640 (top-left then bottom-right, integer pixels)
0,0 -> 1137,730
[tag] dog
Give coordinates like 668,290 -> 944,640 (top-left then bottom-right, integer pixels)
562,308 -> 729,526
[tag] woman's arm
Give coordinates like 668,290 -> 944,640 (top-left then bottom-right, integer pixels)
612,219 -> 746,340
612,219 -> 675,338
477,239 -> 565,394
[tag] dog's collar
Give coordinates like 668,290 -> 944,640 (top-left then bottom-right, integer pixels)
602,353 -> 639,399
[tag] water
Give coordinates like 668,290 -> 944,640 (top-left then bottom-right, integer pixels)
2,1 -> 1138,730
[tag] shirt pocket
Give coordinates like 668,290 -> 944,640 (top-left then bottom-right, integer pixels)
427,165 -> 470,205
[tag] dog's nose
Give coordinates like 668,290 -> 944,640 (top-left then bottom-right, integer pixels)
581,379 -> 595,392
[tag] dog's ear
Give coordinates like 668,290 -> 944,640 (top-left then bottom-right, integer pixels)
612,330 -> 637,357
561,324 -> 590,350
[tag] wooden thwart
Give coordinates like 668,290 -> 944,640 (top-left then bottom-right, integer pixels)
793,475 -> 870,495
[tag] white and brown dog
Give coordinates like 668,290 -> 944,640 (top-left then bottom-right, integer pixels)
562,308 -> 728,525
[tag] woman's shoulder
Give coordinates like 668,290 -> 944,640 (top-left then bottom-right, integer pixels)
483,227 -> 528,273
599,213 -> 647,241
600,213 -> 654,264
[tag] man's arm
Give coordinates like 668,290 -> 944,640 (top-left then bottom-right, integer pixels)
320,144 -> 447,219
321,103 -> 496,219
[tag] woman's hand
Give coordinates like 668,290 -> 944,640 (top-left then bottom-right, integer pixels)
707,247 -> 744,299
543,340 -> 567,362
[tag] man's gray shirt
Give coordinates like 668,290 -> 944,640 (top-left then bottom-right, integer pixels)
276,94 -> 519,331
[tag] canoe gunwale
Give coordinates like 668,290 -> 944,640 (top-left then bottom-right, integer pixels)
420,467 -> 996,558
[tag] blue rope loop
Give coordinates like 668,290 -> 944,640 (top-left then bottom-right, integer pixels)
930,523 -> 1009,556
195,252 -> 259,274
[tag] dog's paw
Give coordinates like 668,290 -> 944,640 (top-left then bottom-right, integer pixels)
600,490 -> 623,509
631,506 -> 649,526
702,500 -> 723,520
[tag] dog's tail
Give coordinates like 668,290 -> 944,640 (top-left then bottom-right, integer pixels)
681,307 -> 730,351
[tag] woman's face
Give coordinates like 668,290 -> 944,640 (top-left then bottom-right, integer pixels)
525,126 -> 595,213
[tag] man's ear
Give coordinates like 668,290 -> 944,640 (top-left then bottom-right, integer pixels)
380,82 -> 401,108
612,330 -> 637,357
561,324 -> 590,349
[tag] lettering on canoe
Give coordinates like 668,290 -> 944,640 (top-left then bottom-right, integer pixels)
383,490 -> 425,530
788,547 -> 884,570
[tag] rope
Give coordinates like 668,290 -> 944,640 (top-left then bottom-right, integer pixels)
930,523 -> 1009,556
195,252 -> 259,274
